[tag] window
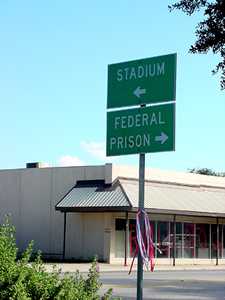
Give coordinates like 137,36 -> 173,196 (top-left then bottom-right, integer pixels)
219,225 -> 223,258
183,223 -> 195,258
129,219 -> 136,257
211,224 -> 217,258
157,222 -> 170,258
175,222 -> 182,258
115,219 -> 126,231
115,218 -> 224,260
211,224 -> 222,259
115,219 -> 125,257
223,225 -> 225,258
196,224 -> 210,258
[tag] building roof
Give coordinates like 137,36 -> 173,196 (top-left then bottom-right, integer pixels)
112,165 -> 225,189
120,178 -> 225,217
56,176 -> 225,217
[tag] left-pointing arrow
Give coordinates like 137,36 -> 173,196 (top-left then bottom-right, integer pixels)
155,132 -> 168,144
133,86 -> 146,98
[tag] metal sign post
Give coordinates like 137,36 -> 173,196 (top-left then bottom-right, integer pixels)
137,153 -> 145,300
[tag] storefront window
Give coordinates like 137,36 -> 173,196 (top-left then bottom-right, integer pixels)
183,223 -> 195,258
129,219 -> 136,257
169,222 -> 182,258
115,218 -> 224,260
157,222 -> 170,258
219,225 -> 222,258
169,222 -> 175,258
115,217 -> 156,258
211,224 -> 222,259
175,222 -> 182,258
223,225 -> 225,258
150,221 -> 155,244
196,224 -> 210,258
211,224 -> 217,258
115,219 -> 125,257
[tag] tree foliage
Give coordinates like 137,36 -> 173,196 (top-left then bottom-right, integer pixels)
189,167 -> 225,176
169,0 -> 225,89
0,216 -> 119,300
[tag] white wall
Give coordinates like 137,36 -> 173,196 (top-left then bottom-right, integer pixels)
65,212 -> 112,262
0,170 -> 22,247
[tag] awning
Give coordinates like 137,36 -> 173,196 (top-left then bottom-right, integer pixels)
55,180 -> 131,212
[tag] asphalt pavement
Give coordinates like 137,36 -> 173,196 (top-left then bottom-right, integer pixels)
44,263 -> 225,299
99,270 -> 225,300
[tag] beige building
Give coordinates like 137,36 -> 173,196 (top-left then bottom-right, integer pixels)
0,163 -> 225,266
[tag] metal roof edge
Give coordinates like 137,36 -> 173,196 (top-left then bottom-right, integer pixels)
131,208 -> 225,219
117,176 -> 225,191
116,178 -> 133,208
55,206 -> 132,213
55,184 -> 76,209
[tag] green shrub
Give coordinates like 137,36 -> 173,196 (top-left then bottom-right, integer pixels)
0,216 -> 121,300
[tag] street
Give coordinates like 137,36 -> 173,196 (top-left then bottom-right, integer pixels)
100,270 -> 225,300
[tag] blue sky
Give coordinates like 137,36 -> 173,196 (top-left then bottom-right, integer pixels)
0,0 -> 224,172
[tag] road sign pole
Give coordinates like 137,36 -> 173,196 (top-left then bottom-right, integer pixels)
137,152 -> 145,300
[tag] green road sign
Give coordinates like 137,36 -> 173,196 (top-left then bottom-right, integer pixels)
106,103 -> 175,156
107,54 -> 176,109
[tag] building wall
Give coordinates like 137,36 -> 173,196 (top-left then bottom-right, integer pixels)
0,170 -> 22,247
0,164 -> 112,260
65,212 -> 112,261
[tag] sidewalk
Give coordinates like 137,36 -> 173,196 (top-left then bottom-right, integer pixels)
44,262 -> 225,273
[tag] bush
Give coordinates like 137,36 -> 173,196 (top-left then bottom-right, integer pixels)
0,216 -> 120,300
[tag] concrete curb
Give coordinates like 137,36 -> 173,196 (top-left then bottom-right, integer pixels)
44,263 -> 225,273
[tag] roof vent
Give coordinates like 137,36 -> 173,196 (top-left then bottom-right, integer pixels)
26,162 -> 41,168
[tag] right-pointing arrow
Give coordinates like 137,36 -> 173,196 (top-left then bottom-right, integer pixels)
155,132 -> 168,144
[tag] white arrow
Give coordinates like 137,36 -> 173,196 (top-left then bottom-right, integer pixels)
133,86 -> 146,98
155,132 -> 168,144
